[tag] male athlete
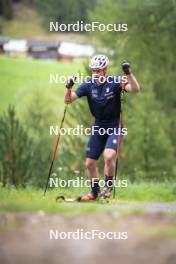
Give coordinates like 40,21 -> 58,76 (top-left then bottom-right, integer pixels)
65,55 -> 140,201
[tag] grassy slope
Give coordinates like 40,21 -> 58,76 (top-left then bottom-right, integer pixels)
1,3 -> 88,43
0,56 -> 83,112
0,3 -> 88,111
0,182 -> 175,214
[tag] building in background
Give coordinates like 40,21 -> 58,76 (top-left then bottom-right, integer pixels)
28,40 -> 59,60
58,41 -> 94,62
3,40 -> 28,58
0,38 -> 94,61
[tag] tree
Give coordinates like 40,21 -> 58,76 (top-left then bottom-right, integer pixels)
121,89 -> 174,181
89,0 -> 176,180
0,106 -> 32,187
33,0 -> 95,30
0,0 -> 13,19
21,90 -> 58,187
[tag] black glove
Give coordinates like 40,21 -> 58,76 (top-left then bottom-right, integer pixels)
121,61 -> 131,75
66,77 -> 76,88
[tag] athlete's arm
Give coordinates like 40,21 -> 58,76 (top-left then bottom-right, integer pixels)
121,62 -> 140,93
125,73 -> 140,92
64,79 -> 89,103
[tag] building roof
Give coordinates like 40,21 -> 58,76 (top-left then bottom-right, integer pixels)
4,40 -> 28,52
58,41 -> 94,57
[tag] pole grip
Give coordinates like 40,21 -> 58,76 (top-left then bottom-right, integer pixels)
65,87 -> 72,102
67,87 -> 72,97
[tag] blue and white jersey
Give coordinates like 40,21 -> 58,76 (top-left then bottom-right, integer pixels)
75,76 -> 126,126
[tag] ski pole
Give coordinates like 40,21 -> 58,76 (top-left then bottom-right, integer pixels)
113,115 -> 122,199
113,83 -> 126,199
43,78 -> 75,196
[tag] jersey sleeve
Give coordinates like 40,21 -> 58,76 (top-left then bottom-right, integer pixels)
75,82 -> 88,98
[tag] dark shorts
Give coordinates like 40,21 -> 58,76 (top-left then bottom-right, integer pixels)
86,123 -> 123,160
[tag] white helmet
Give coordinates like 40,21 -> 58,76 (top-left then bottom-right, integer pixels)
89,55 -> 109,70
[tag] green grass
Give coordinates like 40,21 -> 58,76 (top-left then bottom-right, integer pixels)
0,187 -> 113,215
0,182 -> 175,215
117,181 -> 176,202
0,56 -> 84,113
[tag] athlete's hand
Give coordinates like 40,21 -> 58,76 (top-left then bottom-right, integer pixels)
121,61 -> 132,75
65,77 -> 75,104
66,77 -> 76,88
